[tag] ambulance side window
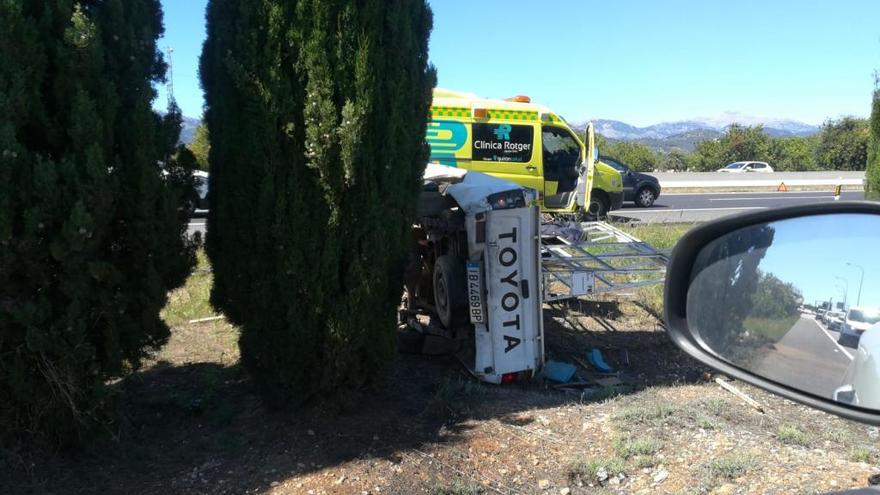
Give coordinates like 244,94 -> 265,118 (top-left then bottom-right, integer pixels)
541,127 -> 580,182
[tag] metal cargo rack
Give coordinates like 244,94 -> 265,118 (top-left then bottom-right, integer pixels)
540,221 -> 668,302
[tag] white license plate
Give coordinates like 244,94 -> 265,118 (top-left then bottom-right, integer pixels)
466,261 -> 485,324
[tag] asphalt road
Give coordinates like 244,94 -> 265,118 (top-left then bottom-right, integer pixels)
187,190 -> 868,233
187,213 -> 207,238
652,171 -> 865,187
611,190 -> 866,223
753,316 -> 852,400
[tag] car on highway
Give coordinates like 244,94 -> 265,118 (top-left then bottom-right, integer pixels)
837,307 -> 880,347
185,170 -> 210,216
717,161 -> 774,173
827,310 -> 846,331
835,324 -> 880,409
599,156 -> 662,207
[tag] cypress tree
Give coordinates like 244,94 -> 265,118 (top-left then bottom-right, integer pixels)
0,0 -> 195,445
866,75 -> 880,194
202,0 -> 435,408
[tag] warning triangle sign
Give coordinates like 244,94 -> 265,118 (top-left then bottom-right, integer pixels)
777,182 -> 788,192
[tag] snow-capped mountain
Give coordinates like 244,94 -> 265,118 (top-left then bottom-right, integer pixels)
588,114 -> 819,141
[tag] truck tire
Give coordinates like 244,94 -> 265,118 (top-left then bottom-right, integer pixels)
587,190 -> 609,219
433,255 -> 468,329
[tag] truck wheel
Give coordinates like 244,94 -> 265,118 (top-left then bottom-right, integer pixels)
433,255 -> 468,329
635,187 -> 656,208
587,191 -> 609,219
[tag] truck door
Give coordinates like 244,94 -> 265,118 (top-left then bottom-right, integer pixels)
468,122 -> 543,192
541,126 -> 582,209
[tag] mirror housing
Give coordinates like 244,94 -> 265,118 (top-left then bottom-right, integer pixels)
664,201 -> 880,425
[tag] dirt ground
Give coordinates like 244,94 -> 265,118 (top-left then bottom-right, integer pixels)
6,296 -> 880,495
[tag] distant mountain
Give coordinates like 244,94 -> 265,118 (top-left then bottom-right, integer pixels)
590,116 -> 818,140
576,114 -> 819,152
179,116 -> 200,145
633,128 -> 724,153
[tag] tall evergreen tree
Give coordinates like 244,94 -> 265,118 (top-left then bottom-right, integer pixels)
202,0 -> 435,408
867,75 -> 880,194
0,0 -> 194,445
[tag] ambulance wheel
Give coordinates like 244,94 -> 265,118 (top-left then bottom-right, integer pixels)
433,255 -> 468,329
587,192 -> 609,219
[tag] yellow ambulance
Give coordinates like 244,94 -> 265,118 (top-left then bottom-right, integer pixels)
427,89 -> 623,217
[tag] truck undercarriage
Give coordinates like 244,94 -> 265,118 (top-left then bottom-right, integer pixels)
400,165 -> 666,384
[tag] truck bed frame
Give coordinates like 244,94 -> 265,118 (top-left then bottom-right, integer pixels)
540,220 -> 668,302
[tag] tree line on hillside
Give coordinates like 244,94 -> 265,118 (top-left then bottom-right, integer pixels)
598,117 -> 873,173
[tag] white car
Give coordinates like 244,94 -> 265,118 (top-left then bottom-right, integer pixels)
717,161 -> 774,173
835,323 -> 880,408
827,310 -> 846,331
837,307 -> 880,347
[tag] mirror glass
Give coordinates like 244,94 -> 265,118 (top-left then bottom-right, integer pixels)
686,214 -> 880,411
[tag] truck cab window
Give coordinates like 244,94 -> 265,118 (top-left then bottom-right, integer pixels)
542,127 -> 580,188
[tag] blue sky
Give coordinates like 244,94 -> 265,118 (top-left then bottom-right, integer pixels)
155,0 -> 880,126
758,215 -> 880,310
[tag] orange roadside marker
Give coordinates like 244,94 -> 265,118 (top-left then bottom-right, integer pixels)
777,182 -> 788,192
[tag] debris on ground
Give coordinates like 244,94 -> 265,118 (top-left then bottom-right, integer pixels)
10,296 -> 877,494
542,360 -> 577,383
716,376 -> 766,413
588,347 -> 615,373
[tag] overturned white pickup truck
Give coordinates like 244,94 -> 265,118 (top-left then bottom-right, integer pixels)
402,164 -> 666,384
402,164 -> 544,384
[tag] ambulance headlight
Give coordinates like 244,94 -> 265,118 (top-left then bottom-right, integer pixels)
487,189 -> 527,210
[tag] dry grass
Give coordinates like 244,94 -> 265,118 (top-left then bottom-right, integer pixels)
431,479 -> 485,495
567,456 -> 626,482
160,251 -> 218,328
699,453 -> 757,487
777,425 -> 814,447
12,248 -> 879,494
849,446 -> 874,463
616,222 -> 696,251
613,436 -> 663,459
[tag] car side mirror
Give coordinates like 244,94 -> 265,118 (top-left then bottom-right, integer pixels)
664,202 -> 880,424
